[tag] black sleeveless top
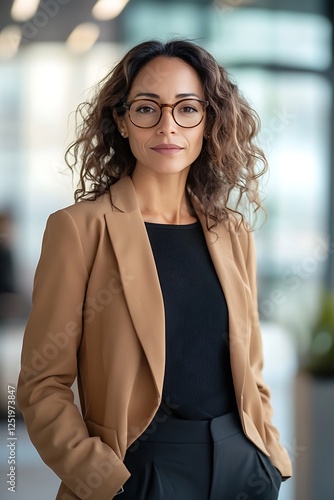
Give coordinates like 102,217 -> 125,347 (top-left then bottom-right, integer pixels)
145,221 -> 238,420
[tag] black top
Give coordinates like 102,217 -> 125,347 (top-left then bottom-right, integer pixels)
145,221 -> 238,420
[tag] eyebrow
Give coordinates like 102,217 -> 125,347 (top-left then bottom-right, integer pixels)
133,92 -> 202,99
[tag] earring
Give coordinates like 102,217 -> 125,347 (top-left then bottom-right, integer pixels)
121,131 -> 127,138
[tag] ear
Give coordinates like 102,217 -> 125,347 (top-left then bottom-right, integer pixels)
113,109 -> 128,138
203,125 -> 209,140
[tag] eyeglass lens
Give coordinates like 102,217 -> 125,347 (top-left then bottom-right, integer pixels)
128,99 -> 205,128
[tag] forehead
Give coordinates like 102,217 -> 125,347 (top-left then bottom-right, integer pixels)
129,56 -> 204,99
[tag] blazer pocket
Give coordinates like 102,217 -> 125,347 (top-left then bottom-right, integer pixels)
85,419 -> 122,458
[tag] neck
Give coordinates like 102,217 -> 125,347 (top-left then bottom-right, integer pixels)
131,168 -> 196,224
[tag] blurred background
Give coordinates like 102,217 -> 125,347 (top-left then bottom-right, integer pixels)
0,0 -> 333,499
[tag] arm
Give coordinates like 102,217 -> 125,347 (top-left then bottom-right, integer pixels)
17,210 -> 130,500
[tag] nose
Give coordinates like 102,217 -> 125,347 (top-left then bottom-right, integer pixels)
156,107 -> 177,135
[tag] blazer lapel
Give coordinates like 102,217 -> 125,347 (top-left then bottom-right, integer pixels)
194,204 -> 249,402
105,177 -> 165,398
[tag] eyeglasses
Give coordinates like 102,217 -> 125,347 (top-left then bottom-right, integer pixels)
122,98 -> 209,129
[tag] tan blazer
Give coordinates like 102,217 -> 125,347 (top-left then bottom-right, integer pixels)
17,176 -> 292,500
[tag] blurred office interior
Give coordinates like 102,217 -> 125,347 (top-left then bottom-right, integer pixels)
0,0 -> 333,499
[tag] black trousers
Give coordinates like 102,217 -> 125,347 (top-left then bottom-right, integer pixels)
122,409 -> 282,500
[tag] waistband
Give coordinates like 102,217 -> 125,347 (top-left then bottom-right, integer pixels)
138,410 -> 242,444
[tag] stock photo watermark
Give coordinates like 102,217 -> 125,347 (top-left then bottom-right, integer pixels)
6,385 -> 17,493
259,235 -> 333,320
260,106 -> 296,154
213,0 -> 251,17
4,0 -> 72,48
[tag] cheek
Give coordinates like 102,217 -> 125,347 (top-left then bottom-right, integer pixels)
127,134 -> 149,160
189,130 -> 204,155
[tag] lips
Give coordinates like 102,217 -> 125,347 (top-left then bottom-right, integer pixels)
151,144 -> 183,155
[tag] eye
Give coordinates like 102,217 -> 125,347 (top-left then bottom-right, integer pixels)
177,99 -> 203,115
134,105 -> 157,114
136,106 -> 155,115
179,105 -> 200,114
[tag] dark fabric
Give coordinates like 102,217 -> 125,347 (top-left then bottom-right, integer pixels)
122,409 -> 282,499
145,221 -> 237,420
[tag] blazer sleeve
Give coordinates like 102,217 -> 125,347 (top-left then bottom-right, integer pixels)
17,210 -> 130,500
245,229 -> 292,478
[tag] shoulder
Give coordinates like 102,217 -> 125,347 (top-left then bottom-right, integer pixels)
220,211 -> 252,247
42,192 -> 112,250
53,192 -> 112,223
48,176 -> 134,226
216,212 -> 257,271
45,193 -> 112,238
41,193 -> 113,274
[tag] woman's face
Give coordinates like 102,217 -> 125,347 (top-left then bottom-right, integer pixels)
118,56 -> 206,178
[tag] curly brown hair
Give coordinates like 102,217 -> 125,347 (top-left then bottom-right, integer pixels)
66,38 -> 267,230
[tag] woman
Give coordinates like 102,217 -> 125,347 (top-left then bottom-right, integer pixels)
18,39 -> 292,500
